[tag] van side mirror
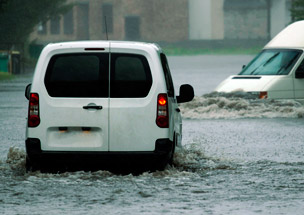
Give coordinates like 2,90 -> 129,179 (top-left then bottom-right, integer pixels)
176,84 -> 194,103
295,70 -> 304,79
295,62 -> 304,79
242,65 -> 246,69
25,84 -> 31,100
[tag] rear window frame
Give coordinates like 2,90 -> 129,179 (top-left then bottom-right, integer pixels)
109,53 -> 153,98
44,52 -> 153,98
44,53 -> 109,98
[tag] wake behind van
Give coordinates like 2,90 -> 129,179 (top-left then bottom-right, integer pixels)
25,41 -> 194,172
215,21 -> 304,101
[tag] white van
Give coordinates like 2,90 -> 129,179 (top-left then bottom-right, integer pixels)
215,21 -> 304,101
25,41 -> 194,172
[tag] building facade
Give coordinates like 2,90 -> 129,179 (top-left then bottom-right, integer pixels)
188,0 -> 224,40
30,0 -> 293,46
30,0 -> 188,45
224,0 -> 292,40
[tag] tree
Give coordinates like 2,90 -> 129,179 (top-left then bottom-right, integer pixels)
291,0 -> 304,21
0,0 -> 8,11
0,0 -> 70,48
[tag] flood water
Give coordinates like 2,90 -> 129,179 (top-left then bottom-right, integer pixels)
1,55 -> 304,214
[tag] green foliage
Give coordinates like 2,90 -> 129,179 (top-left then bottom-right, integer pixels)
291,0 -> 304,21
0,0 -> 70,46
0,0 -> 8,11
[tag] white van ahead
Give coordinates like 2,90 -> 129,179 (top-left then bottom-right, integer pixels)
25,41 -> 194,172
215,21 -> 304,101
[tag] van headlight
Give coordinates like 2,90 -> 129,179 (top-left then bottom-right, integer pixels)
259,91 -> 268,99
247,91 -> 268,99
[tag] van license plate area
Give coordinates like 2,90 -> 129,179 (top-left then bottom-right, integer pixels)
46,127 -> 104,149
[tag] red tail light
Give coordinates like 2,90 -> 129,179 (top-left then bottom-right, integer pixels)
156,93 -> 169,128
28,93 -> 40,127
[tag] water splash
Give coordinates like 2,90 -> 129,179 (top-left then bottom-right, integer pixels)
1,145 -> 234,178
6,147 -> 26,174
180,92 -> 304,119
173,144 -> 235,172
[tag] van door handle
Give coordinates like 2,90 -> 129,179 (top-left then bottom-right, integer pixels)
83,105 -> 103,110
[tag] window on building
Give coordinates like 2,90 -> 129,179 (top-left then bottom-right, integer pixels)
102,4 -> 113,33
50,16 -> 61,35
64,9 -> 74,35
76,4 -> 89,40
125,16 -> 140,40
37,22 -> 47,35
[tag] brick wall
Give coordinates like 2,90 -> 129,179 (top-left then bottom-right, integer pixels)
149,0 -> 188,42
30,0 -> 189,44
224,0 -> 269,40
224,9 -> 268,39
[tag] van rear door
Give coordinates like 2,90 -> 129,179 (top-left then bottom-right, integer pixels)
109,52 -> 161,151
41,52 -> 110,151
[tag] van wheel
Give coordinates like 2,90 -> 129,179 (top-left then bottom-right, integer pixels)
25,156 -> 40,172
168,135 -> 176,166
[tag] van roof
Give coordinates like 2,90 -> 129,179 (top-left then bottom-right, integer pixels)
44,41 -> 162,53
265,21 -> 304,49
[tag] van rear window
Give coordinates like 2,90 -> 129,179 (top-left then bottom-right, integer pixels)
45,53 -> 109,97
44,53 -> 152,98
110,54 -> 152,98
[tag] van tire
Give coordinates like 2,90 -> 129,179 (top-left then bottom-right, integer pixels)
25,156 -> 40,172
168,135 -> 176,166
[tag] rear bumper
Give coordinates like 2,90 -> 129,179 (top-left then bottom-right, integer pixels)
25,138 -> 173,166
